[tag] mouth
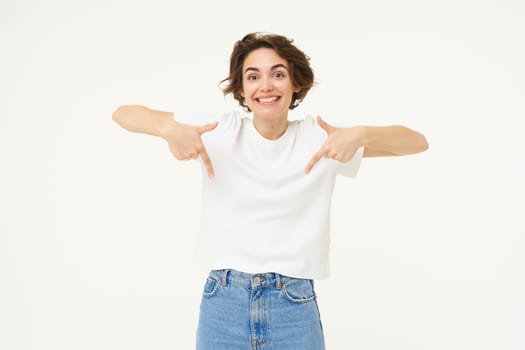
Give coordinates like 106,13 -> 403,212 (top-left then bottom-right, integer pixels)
255,96 -> 281,104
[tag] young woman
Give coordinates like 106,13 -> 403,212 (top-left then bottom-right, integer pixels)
113,32 -> 428,350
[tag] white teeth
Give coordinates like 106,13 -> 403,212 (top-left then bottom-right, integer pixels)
257,96 -> 279,103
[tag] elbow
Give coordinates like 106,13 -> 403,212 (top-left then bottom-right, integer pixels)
418,133 -> 429,153
112,104 -> 145,125
399,126 -> 429,155
402,127 -> 429,155
112,105 -> 127,124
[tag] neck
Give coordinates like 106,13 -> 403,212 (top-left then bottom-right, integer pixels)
253,115 -> 288,140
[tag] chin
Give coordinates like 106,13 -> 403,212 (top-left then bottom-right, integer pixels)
252,108 -> 288,119
249,103 -> 290,119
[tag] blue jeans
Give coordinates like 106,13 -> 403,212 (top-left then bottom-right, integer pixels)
196,269 -> 325,350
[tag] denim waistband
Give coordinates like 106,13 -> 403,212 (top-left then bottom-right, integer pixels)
210,269 -> 312,290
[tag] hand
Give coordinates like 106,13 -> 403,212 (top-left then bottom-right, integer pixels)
305,116 -> 362,173
161,119 -> 218,179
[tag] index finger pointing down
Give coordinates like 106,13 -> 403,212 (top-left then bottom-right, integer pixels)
199,148 -> 215,179
305,148 -> 326,174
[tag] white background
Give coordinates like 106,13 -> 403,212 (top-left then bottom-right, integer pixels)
2,0 -> 524,349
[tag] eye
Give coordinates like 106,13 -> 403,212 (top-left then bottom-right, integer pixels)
274,72 -> 286,79
247,74 -> 257,81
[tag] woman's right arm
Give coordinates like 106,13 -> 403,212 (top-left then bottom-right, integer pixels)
112,104 -> 174,137
112,105 -> 218,178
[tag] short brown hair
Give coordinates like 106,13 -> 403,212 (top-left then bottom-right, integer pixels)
221,32 -> 314,111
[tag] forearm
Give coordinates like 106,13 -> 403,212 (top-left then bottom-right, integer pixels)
358,125 -> 429,156
112,105 -> 175,138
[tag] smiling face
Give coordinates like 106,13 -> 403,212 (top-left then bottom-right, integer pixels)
240,48 -> 299,122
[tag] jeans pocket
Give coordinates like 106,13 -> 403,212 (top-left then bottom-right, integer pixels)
202,277 -> 220,298
282,279 -> 316,304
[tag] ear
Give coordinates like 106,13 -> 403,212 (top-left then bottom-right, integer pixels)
293,86 -> 301,93
238,88 -> 245,98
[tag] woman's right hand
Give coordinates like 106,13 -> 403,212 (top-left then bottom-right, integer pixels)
160,119 -> 219,179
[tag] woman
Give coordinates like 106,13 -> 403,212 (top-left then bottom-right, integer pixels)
113,32 -> 428,350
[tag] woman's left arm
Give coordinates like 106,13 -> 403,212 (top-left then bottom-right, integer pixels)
305,116 -> 429,173
359,124 -> 429,157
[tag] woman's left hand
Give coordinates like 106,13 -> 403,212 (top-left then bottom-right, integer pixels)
305,116 -> 363,173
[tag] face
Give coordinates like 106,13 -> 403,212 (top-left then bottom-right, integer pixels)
240,48 -> 299,121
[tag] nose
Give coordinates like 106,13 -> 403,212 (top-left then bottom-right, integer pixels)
259,76 -> 273,92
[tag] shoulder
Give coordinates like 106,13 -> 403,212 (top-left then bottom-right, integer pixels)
216,110 -> 246,132
200,110 -> 247,145
295,115 -> 327,141
295,115 -> 323,131
220,109 -> 245,123
173,110 -> 244,129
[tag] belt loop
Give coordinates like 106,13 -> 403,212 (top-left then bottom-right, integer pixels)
221,269 -> 230,286
275,273 -> 282,289
217,269 -> 224,286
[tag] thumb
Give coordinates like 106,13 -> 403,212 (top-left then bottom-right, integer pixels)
317,115 -> 332,132
197,121 -> 218,134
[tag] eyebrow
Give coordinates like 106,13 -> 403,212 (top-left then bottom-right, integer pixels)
244,64 -> 289,74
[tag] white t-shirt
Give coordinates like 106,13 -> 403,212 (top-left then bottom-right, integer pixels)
176,110 -> 363,279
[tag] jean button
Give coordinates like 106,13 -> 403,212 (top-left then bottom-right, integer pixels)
253,276 -> 265,286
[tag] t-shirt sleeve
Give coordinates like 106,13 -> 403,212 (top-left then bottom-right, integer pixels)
336,145 -> 364,178
173,112 -> 239,134
172,113 -> 217,126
